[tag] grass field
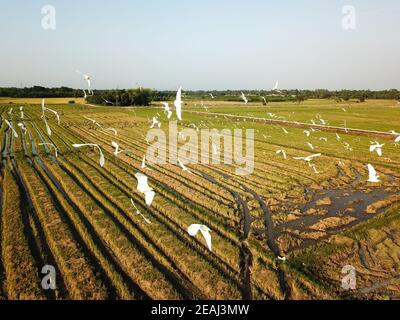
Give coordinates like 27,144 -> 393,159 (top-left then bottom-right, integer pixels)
187,99 -> 400,132
0,99 -> 399,300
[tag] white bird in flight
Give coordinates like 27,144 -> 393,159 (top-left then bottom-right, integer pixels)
95,122 -> 103,129
307,142 -> 315,150
369,141 -> 384,157
41,99 -> 52,135
178,157 -> 191,173
39,143 -> 58,157
72,143 -> 105,167
367,164 -> 380,183
389,130 -> 400,143
304,130 -> 311,137
17,123 -> 27,135
135,172 -> 155,206
293,153 -> 321,163
261,96 -> 267,104
111,141 -> 123,155
276,150 -> 287,159
141,155 -> 148,169
161,102 -> 173,119
44,107 -> 60,125
344,142 -> 353,151
209,93 -> 214,99
188,123 -> 199,132
187,224 -> 212,251
130,199 -> 151,224
83,115 -> 96,124
174,86 -> 183,121
311,164 -> 320,174
102,97 -> 114,105
272,81 -> 281,93
281,127 -> 289,134
104,127 -> 118,136
5,120 -> 18,138
20,106 -> 24,119
240,92 -> 248,104
150,117 -> 161,129
76,70 -> 93,94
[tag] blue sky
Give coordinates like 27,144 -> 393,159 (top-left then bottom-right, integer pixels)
0,0 -> 399,90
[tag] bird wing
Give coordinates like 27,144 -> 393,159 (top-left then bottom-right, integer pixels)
83,116 -> 96,123
130,199 -> 140,213
44,118 -> 52,136
141,155 -> 146,168
177,158 -> 187,170
111,141 -> 118,149
5,120 -> 19,138
41,98 -> 46,115
144,190 -> 155,206
187,224 -> 201,237
45,108 -> 60,124
176,86 -> 182,102
135,172 -> 151,193
174,100 -> 182,120
368,164 -> 377,177
199,227 -> 212,251
98,147 -> 105,167
395,136 -> 400,143
161,102 -> 169,110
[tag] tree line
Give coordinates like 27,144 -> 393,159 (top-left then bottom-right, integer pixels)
1,86 -> 399,106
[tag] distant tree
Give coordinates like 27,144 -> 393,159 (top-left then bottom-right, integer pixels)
85,88 -> 153,106
334,96 -> 342,103
294,95 -> 306,104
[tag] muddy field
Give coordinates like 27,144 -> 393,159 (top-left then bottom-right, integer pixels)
0,100 -> 399,300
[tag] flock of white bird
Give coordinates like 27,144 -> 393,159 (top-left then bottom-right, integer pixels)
33,80 -> 213,251
271,110 -> 398,184
4,75 -> 399,254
